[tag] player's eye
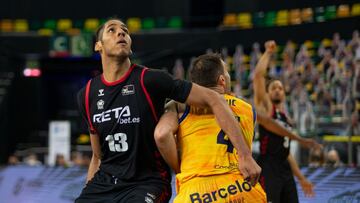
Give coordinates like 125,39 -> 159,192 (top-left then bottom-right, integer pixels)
108,28 -> 115,33
122,27 -> 129,34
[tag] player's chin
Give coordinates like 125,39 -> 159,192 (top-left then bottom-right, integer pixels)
271,98 -> 282,105
115,50 -> 131,58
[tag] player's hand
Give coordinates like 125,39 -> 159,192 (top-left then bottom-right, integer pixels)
300,138 -> 322,150
299,178 -> 315,198
264,40 -> 276,54
238,153 -> 261,186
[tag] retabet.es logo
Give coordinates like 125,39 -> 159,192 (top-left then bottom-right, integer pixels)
93,105 -> 140,124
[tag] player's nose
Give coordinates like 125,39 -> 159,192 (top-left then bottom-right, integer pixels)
117,30 -> 126,37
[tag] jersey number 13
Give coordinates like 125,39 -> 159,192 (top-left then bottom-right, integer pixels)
105,133 -> 129,152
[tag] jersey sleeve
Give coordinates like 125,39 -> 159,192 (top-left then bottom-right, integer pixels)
143,69 -> 192,103
77,87 -> 93,134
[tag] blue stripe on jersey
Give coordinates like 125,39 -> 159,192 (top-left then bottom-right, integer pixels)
252,106 -> 257,139
178,105 -> 190,124
252,106 -> 257,125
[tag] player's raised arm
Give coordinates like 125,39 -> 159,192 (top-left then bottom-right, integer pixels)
253,41 -> 276,113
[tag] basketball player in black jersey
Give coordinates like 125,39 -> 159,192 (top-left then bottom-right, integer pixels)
253,41 -> 321,203
75,18 -> 261,203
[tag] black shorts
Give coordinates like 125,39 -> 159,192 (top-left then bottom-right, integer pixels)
258,157 -> 298,203
75,170 -> 171,203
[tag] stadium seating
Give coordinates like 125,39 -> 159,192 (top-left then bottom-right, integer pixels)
222,13 -> 238,27
237,12 -> 252,29
57,19 -> 72,32
253,12 -> 265,27
265,11 -> 276,27
325,5 -> 337,20
352,3 -> 360,16
84,18 -> 99,32
126,17 -> 142,33
0,3 -> 358,34
14,19 -> 28,32
142,18 -> 155,30
301,8 -> 314,23
168,16 -> 182,29
0,19 -> 13,32
337,4 -> 351,18
289,9 -> 302,25
276,10 -> 289,26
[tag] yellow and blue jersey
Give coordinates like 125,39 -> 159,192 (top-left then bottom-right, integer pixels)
176,94 -> 256,185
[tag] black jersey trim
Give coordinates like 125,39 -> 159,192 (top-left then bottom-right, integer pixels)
178,105 -> 190,124
140,68 -> 159,122
100,64 -> 136,86
85,79 -> 96,134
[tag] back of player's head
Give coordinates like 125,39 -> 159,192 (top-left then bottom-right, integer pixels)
95,17 -> 124,42
190,53 -> 224,87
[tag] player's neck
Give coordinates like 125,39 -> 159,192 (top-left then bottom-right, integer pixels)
210,86 -> 225,95
273,102 -> 284,111
102,57 -> 131,82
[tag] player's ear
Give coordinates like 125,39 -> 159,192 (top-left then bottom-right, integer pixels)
94,41 -> 102,52
218,75 -> 226,86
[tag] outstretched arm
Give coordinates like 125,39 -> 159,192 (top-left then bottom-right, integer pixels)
257,112 -> 322,149
154,101 -> 180,173
253,41 -> 276,113
185,83 -> 261,186
288,154 -> 315,198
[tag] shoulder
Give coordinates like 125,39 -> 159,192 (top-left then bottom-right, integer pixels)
77,75 -> 101,102
76,86 -> 87,111
227,94 -> 253,110
84,75 -> 102,90
142,67 -> 172,85
77,86 -> 86,97
77,84 -> 88,102
227,94 -> 257,120
132,64 -> 146,74
144,68 -> 170,78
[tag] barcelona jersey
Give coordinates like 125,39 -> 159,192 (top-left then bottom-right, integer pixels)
176,94 -> 256,185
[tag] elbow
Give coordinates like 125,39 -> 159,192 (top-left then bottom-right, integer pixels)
91,153 -> 101,166
92,150 -> 102,161
154,125 -> 171,146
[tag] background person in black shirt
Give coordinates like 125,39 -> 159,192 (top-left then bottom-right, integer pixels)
75,18 -> 261,203
253,41 -> 321,203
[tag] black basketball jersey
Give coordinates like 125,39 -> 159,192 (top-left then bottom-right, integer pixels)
258,105 -> 292,161
77,64 -> 192,183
